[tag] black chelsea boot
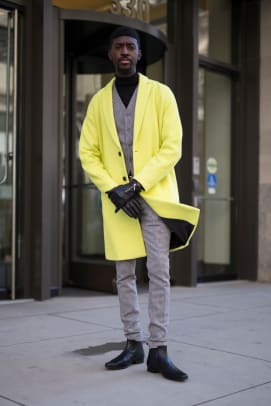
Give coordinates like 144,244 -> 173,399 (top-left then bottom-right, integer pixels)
147,346 -> 188,382
105,340 -> 144,370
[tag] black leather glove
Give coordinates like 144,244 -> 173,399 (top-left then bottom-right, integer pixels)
107,179 -> 142,212
121,196 -> 142,219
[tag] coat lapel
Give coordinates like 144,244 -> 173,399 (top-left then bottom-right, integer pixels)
134,74 -> 151,142
102,78 -> 122,148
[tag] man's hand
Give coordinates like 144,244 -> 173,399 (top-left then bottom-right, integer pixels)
121,196 -> 142,219
106,179 -> 143,218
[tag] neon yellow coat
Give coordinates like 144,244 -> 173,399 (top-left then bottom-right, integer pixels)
79,73 -> 200,260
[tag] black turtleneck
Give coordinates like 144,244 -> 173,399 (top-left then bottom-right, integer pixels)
115,73 -> 139,108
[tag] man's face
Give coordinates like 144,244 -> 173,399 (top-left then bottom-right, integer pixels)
108,36 -> 141,77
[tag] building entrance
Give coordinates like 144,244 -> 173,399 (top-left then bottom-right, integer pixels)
60,12 -> 166,293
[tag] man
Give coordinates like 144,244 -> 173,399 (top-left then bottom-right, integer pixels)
79,26 -> 199,382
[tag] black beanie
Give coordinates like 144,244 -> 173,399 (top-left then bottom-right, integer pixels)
109,26 -> 141,48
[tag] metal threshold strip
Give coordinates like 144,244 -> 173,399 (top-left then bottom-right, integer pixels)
196,196 -> 234,202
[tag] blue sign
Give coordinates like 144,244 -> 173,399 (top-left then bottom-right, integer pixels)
207,173 -> 217,188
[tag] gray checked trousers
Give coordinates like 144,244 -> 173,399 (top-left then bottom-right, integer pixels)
115,199 -> 171,348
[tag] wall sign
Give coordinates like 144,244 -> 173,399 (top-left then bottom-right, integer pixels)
206,157 -> 218,194
206,157 -> 218,174
207,173 -> 217,194
110,0 -> 150,22
193,156 -> 200,175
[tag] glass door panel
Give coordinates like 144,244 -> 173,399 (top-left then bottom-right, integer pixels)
74,73 -> 105,258
198,0 -> 232,64
65,71 -> 106,261
62,59 -> 116,292
195,68 -> 235,281
0,8 -> 17,299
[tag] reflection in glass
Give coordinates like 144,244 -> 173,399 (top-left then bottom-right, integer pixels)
146,13 -> 167,83
73,74 -> 111,258
0,10 -> 14,294
79,186 -> 104,256
196,68 -> 232,279
198,0 -> 232,64
149,0 -> 167,29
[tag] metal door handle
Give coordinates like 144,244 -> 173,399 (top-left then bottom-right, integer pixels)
0,153 -> 8,184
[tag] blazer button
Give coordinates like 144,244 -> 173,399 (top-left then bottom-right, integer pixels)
123,176 -> 127,181
118,152 -> 122,156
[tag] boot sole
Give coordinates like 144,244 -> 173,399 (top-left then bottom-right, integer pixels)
147,366 -> 188,381
106,357 -> 144,370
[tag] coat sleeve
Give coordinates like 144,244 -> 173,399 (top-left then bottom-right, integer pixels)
79,96 -> 117,193
134,85 -> 183,191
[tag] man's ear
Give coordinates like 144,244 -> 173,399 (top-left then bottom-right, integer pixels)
108,50 -> 112,61
137,49 -> 142,61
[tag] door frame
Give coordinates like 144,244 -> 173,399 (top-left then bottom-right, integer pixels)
196,62 -> 239,282
0,6 -> 19,300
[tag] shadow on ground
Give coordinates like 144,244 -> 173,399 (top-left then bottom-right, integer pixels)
73,341 -> 126,356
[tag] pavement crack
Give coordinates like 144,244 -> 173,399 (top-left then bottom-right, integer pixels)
0,329 -> 112,348
50,313 -> 119,329
170,311 -> 227,321
191,380 -> 271,405
170,339 -> 271,363
48,304 -> 120,316
0,394 -> 28,406
0,304 -> 120,321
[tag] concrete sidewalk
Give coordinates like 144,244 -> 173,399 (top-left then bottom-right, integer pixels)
0,280 -> 271,406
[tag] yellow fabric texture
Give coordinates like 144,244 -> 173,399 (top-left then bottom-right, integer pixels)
79,73 -> 200,260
